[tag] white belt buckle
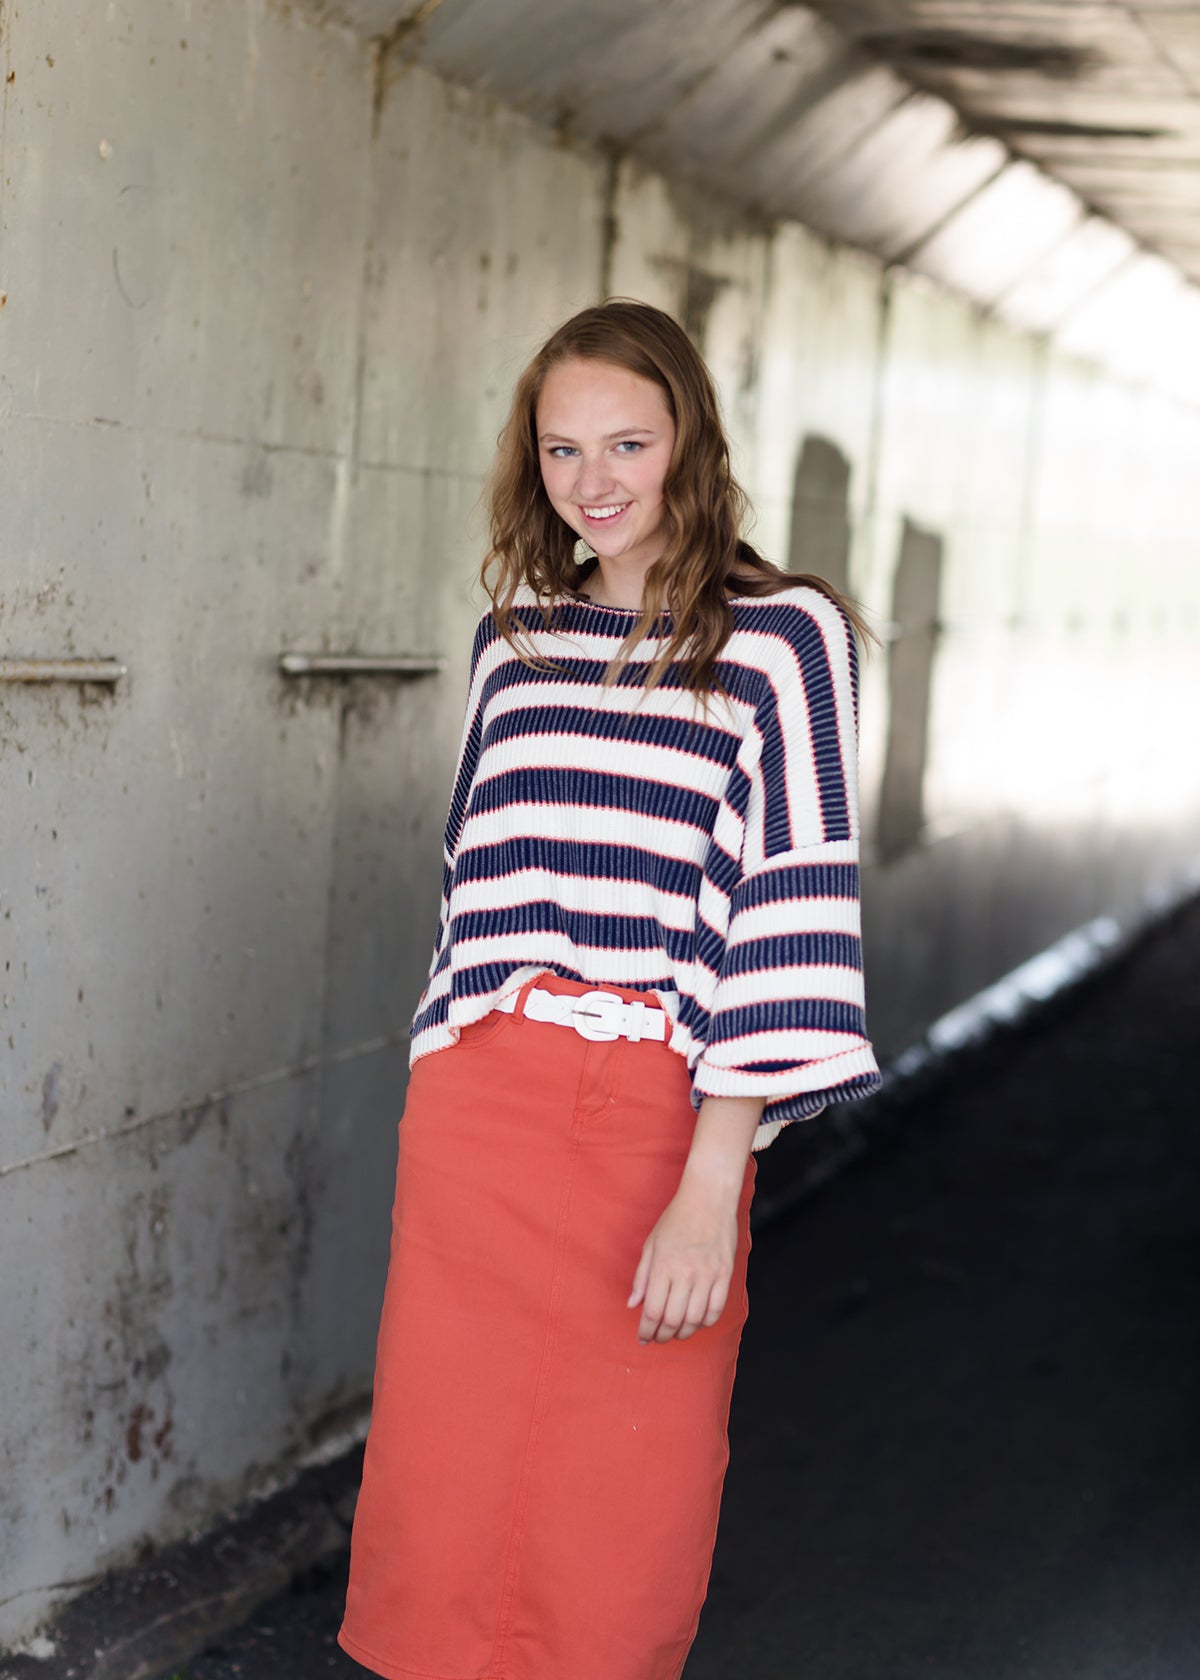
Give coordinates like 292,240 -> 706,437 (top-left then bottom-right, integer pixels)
571,990 -> 624,1042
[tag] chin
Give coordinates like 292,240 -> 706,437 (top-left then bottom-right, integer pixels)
593,530 -> 641,558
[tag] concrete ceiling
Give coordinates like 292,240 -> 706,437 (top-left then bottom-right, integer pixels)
296,0 -> 1200,386
811,2 -> 1200,287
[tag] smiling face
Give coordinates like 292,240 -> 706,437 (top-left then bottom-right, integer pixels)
535,357 -> 676,576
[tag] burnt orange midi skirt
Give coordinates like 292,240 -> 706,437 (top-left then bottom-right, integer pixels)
339,971 -> 755,1680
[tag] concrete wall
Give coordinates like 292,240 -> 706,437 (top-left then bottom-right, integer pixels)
1,0 -> 1198,1646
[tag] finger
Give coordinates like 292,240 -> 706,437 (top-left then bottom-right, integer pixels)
628,1243 -> 652,1309
672,1302 -> 698,1341
676,1282 -> 713,1341
654,1278 -> 692,1343
638,1272 -> 671,1344
702,1273 -> 732,1328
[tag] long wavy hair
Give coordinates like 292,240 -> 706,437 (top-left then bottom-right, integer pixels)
483,298 -> 872,697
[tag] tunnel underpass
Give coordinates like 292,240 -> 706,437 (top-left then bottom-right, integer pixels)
1,0 -> 1198,1672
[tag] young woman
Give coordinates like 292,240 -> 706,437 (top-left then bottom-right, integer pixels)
338,299 -> 881,1680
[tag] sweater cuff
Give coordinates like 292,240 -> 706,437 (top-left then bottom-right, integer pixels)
694,1038 -> 879,1097
691,1041 -> 882,1137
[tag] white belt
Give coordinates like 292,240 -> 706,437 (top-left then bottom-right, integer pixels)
494,984 -> 669,1044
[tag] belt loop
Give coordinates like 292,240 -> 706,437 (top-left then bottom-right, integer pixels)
511,972 -> 546,1023
627,1000 -> 645,1043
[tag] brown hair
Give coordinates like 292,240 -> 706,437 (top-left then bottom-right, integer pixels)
482,298 -> 873,696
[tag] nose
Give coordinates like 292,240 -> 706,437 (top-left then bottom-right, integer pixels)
575,452 -> 617,502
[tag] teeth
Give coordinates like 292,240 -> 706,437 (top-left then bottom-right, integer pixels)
583,504 -> 628,519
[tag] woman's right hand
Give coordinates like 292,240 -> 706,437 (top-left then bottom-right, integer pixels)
627,1173 -> 740,1344
627,1092 -> 761,1343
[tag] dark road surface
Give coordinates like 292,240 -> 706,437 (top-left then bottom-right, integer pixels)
182,899 -> 1200,1680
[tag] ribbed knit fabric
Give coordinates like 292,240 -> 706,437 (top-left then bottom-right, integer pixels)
410,580 -> 881,1149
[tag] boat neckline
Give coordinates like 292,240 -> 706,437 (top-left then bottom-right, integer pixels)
561,591 -> 650,614
521,581 -> 781,617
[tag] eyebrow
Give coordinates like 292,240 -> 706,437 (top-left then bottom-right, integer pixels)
537,426 -> 659,443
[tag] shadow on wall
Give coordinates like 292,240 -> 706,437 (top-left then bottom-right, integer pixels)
878,518 -> 944,864
788,434 -> 852,599
787,434 -> 944,866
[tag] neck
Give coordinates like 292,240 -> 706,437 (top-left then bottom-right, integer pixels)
583,557 -> 656,610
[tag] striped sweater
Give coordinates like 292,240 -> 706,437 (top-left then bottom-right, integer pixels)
410,580 -> 881,1149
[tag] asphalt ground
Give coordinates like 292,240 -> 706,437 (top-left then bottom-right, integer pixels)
175,896 -> 1200,1680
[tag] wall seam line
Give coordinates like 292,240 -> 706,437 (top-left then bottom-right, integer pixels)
0,1028 -> 412,1182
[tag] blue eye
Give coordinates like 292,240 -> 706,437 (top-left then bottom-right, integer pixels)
543,440 -> 644,459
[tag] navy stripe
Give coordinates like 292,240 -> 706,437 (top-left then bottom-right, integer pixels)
453,836 -> 702,899
734,1059 -> 869,1079
484,703 -> 741,768
540,601 -> 677,638
492,619 -> 778,711
695,915 -> 727,978
785,607 -> 851,841
662,922 -> 702,967
753,605 -> 850,847
755,688 -> 794,854
455,957 -> 676,1004
411,994 -> 448,1035
444,703 -> 484,858
763,1092 -> 829,1123
480,649 -> 766,710
704,840 -> 741,900
731,861 -> 860,909
443,614 -> 496,856
468,767 -> 719,831
721,761 -> 753,828
763,1067 -> 879,1125
452,902 -> 670,953
675,991 -> 709,1042
707,997 -> 868,1041
719,931 -> 862,975
449,903 -> 703,971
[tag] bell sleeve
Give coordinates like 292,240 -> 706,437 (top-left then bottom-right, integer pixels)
691,592 -> 881,1140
